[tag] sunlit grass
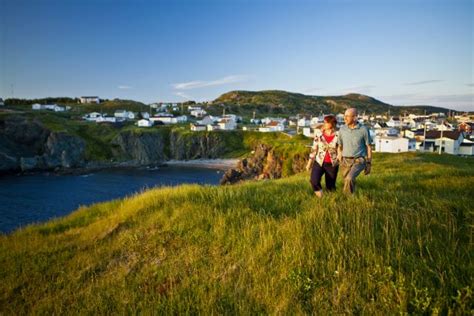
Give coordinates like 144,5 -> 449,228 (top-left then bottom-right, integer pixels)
0,152 -> 472,314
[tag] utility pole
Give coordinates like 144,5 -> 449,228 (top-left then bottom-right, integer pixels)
439,122 -> 444,155
422,110 -> 427,151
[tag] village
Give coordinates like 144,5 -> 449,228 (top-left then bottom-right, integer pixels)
2,95 -> 472,157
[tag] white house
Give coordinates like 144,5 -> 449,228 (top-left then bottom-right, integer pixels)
151,115 -> 187,124
374,136 -> 409,153
207,124 -> 220,131
404,129 -> 424,139
190,123 -> 207,131
422,131 -> 464,155
261,117 -> 286,125
96,116 -> 118,123
198,115 -> 218,125
137,119 -> 153,127
114,110 -> 136,120
259,121 -> 284,133
34,104 -> 65,112
0,98 -> 4,106
310,116 -> 324,126
32,103 -> 45,110
80,96 -> 100,104
190,109 -> 207,118
298,117 -> 311,127
386,117 -> 401,128
83,112 -> 103,121
218,118 -> 236,130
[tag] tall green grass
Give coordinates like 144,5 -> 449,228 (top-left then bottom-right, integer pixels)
0,152 -> 472,314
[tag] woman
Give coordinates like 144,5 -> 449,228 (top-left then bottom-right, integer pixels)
306,115 -> 339,198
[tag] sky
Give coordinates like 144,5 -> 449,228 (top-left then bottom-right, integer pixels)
0,0 -> 473,111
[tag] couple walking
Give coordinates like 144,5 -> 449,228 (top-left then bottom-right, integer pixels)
306,108 -> 372,197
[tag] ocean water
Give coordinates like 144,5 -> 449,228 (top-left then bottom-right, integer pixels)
0,166 -> 223,234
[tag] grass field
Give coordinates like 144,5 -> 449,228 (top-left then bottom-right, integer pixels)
0,152 -> 472,314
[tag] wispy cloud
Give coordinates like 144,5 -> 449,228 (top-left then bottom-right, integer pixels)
118,85 -> 132,90
174,91 -> 194,100
466,83 -> 474,87
404,79 -> 443,86
172,75 -> 249,90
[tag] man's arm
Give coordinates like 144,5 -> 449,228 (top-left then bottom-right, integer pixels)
366,145 -> 372,162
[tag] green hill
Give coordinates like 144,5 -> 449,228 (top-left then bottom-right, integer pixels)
210,90 -> 452,116
0,152 -> 472,314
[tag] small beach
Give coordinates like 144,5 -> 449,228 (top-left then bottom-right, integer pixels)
164,158 -> 239,169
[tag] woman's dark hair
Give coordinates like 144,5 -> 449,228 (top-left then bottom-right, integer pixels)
324,115 -> 337,129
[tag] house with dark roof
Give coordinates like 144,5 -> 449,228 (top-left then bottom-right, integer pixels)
422,131 -> 464,155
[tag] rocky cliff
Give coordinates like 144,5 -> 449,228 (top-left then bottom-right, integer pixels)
0,116 -> 244,175
220,143 -> 309,184
0,116 -> 86,173
169,129 -> 236,160
111,130 -> 167,165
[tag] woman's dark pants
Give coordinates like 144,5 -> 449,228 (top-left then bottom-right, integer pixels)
310,162 -> 339,192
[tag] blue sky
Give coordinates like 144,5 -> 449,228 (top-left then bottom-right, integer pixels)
1,0 -> 472,110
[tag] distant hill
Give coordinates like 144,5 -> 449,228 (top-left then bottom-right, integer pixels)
211,90 -> 453,116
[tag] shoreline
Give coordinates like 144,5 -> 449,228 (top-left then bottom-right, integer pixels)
163,158 -> 239,170
1,158 -> 240,177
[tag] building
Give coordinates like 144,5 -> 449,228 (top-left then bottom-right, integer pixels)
197,115 -> 218,125
190,109 -> 207,118
114,110 -> 136,120
80,96 -> 100,104
190,123 -> 207,131
96,116 -> 118,123
422,131 -> 464,155
32,103 -> 44,110
82,112 -> 103,121
137,119 -> 153,127
259,121 -> 285,133
374,136 -> 410,153
0,98 -> 4,106
386,117 -> 401,128
297,117 -> 311,127
150,115 -> 187,124
458,122 -> 473,135
217,118 -> 236,130
459,140 -> 474,156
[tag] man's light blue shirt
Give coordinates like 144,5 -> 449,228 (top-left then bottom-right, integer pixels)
337,123 -> 371,157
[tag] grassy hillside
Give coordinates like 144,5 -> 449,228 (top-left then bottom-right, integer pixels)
0,152 -> 472,314
211,90 -> 452,116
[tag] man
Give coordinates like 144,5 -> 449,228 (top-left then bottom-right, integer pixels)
337,108 -> 372,194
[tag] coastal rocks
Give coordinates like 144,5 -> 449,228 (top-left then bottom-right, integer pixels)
44,132 -> 86,168
220,144 -> 308,185
3,116 -> 49,154
169,130 -> 229,160
220,144 -> 276,184
111,131 -> 166,165
0,116 -> 87,173
0,152 -> 19,173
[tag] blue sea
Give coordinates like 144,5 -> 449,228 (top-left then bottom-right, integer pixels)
0,166 -> 223,234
